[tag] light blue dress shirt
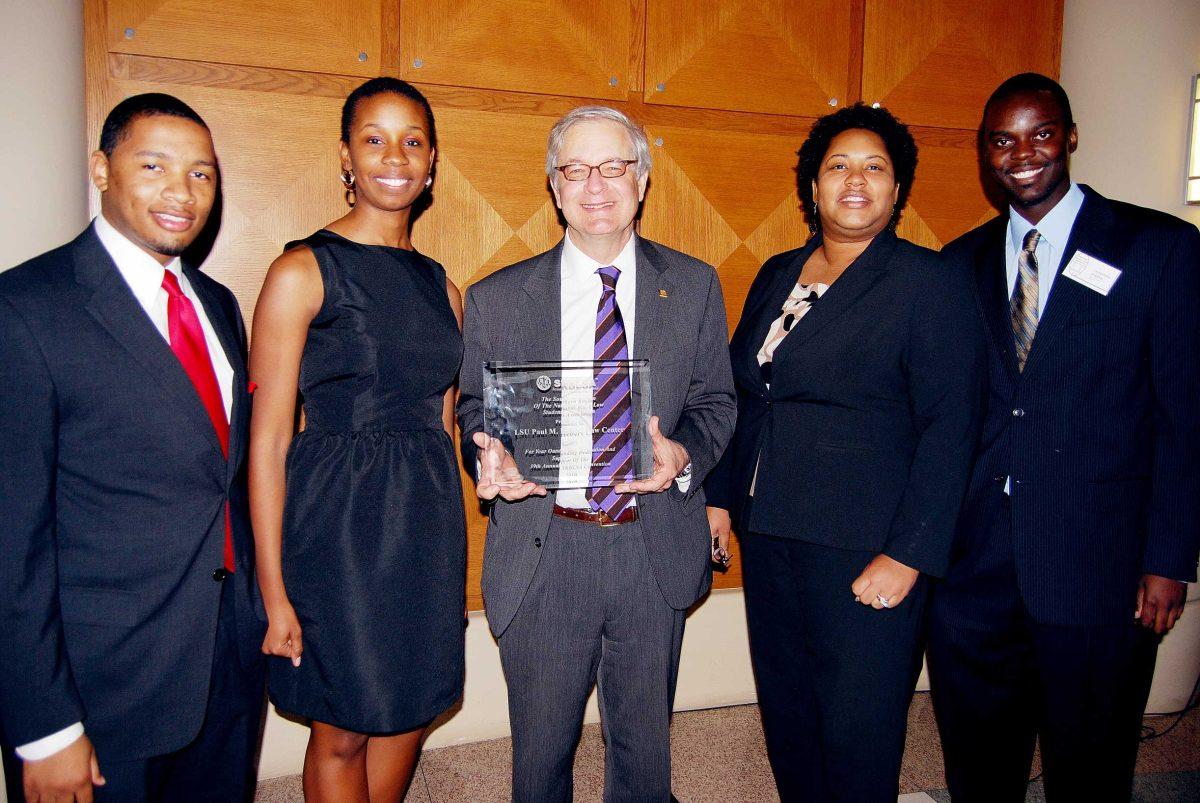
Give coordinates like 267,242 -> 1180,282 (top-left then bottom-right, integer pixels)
1002,182 -> 1085,496
1004,181 -> 1085,314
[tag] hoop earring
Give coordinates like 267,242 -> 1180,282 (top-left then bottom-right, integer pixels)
340,169 -> 356,208
424,175 -> 433,189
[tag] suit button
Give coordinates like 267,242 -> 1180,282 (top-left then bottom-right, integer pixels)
1012,408 -> 1025,417
534,538 -> 542,548
212,568 -> 229,582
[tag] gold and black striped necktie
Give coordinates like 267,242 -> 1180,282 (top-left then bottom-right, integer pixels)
1010,229 -> 1041,371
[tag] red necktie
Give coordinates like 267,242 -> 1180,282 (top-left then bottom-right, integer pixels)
161,270 -> 235,573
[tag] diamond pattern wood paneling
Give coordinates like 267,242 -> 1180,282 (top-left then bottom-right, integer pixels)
103,75 -> 1000,606
100,80 -> 346,308
107,0 -> 382,78
400,0 -> 634,100
413,107 -> 562,282
862,0 -> 1063,129
90,0 -> 1060,605
901,135 -> 998,248
643,123 -> 996,321
645,0 -> 856,117
105,76 -> 569,605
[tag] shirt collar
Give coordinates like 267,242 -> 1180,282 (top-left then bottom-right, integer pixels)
562,230 -> 637,282
1006,181 -> 1085,256
94,213 -> 184,309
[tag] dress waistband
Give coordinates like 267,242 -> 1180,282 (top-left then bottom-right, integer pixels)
299,423 -> 445,436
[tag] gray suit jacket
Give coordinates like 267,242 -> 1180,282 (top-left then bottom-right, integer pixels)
457,237 -> 736,637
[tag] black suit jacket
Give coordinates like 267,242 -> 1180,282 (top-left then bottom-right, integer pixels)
0,225 -> 265,760
944,185 -> 1200,625
706,230 -> 986,576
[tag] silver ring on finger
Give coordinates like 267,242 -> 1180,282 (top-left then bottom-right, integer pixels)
876,594 -> 892,609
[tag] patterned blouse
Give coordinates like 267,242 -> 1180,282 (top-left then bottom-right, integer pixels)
756,281 -> 829,379
748,280 -> 827,495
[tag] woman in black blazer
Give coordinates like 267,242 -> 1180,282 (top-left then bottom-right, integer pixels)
705,104 -> 985,802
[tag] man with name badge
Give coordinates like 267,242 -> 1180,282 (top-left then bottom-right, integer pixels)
457,105 -> 735,802
927,73 -> 1200,801
0,94 -> 265,802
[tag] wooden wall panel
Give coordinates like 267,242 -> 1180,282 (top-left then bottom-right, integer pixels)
400,0 -> 635,100
415,107 -> 562,280
97,70 -> 568,608
98,77 -> 345,309
645,0 -> 859,117
862,0 -> 1063,130
107,0 -> 383,77
901,128 -> 998,249
642,123 -> 996,317
640,123 -> 809,333
87,0 -> 1062,608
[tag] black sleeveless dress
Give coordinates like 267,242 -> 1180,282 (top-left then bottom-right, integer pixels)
268,229 -> 466,733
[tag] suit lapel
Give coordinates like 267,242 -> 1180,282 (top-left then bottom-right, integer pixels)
74,227 -> 225,458
187,265 -> 246,478
742,238 -> 819,380
632,238 -> 675,364
515,242 -> 562,362
1021,189 -> 1115,378
771,229 -> 898,361
974,218 -> 1020,381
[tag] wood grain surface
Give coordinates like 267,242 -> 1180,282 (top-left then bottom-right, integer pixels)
85,0 -> 1062,608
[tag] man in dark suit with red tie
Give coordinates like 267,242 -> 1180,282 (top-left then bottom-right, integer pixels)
0,94 -> 265,802
928,73 -> 1200,801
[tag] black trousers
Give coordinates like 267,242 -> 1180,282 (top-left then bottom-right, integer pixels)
5,577 -> 265,803
927,490 -> 1158,803
741,531 -> 928,803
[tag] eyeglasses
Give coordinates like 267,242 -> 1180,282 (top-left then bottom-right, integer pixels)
553,159 -> 638,182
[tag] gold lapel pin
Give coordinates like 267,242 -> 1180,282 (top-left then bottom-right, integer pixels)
659,289 -> 668,298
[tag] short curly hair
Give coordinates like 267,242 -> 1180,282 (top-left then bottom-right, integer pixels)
796,102 -> 918,233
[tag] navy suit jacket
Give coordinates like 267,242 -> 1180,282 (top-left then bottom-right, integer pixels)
0,225 -> 265,760
944,186 -> 1200,626
706,230 -> 986,576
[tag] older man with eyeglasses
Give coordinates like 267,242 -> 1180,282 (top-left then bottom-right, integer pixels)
457,106 -> 736,802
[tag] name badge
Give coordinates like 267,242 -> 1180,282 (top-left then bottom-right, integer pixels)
1062,251 -> 1121,296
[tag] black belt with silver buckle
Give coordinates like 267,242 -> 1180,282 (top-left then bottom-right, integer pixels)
552,504 -> 638,527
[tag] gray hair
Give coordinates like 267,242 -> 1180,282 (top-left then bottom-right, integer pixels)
545,105 -> 652,182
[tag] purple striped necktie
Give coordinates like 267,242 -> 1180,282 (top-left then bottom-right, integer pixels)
587,265 -> 636,518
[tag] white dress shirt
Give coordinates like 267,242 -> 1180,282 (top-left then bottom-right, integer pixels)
16,215 -> 234,761
95,214 -> 234,418
556,231 -> 639,508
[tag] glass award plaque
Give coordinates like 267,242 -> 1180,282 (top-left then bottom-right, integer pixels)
483,360 -> 653,489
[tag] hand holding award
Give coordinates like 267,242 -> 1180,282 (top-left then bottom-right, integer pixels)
482,360 -> 654,492
472,431 -> 548,501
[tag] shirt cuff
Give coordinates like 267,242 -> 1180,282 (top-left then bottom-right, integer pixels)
675,463 -> 692,492
16,722 -> 85,761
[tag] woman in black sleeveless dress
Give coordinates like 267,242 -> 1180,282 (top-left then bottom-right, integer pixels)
249,78 -> 465,801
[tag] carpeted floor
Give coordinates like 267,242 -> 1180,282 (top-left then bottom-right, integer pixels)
254,692 -> 1200,802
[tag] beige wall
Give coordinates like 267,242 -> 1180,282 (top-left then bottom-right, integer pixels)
1061,0 -> 1200,226
0,0 -> 86,271
0,6 -> 84,798
1061,0 -> 1200,717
